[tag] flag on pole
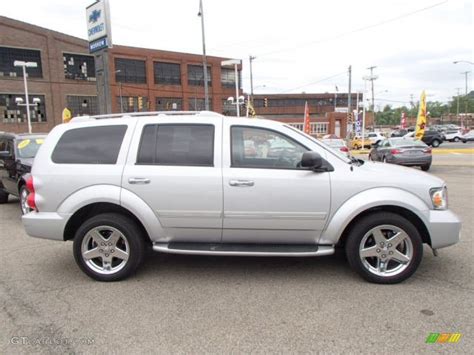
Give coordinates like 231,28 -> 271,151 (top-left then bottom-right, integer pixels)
415,90 -> 427,140
400,112 -> 407,129
62,107 -> 72,123
303,101 -> 311,134
246,98 -> 257,118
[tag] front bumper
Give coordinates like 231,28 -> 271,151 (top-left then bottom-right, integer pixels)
22,212 -> 70,241
427,209 -> 461,249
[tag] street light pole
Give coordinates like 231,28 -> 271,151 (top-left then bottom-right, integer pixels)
460,71 -> 470,95
14,60 -> 37,134
198,0 -> 209,111
249,55 -> 256,101
222,59 -> 242,117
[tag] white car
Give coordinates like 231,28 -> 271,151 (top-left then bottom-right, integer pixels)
444,130 -> 463,142
367,132 -> 385,145
21,111 -> 461,284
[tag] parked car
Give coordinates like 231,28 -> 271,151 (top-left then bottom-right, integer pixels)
390,129 -> 408,137
444,130 -> 463,142
22,111 -> 461,284
461,130 -> 474,143
321,138 -> 349,155
367,132 -> 385,145
404,130 -> 443,147
369,138 -> 432,171
351,136 -> 372,150
0,132 -> 46,213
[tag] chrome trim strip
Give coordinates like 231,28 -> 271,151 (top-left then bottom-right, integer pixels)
152,243 -> 334,257
223,211 -> 327,220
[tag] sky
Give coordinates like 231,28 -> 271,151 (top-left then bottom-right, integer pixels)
2,0 -> 473,108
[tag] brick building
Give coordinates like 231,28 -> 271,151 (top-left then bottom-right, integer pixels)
0,16 -> 242,133
252,93 -> 372,137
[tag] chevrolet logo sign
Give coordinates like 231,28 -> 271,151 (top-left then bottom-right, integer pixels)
89,9 -> 101,23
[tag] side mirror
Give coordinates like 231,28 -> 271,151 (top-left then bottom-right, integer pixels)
0,150 -> 12,159
301,151 -> 323,169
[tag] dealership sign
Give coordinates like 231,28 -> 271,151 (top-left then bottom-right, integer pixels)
86,0 -> 112,53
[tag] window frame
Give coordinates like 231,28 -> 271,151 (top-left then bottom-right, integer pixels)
136,123 -> 215,167
230,125 -> 310,170
153,61 -> 181,85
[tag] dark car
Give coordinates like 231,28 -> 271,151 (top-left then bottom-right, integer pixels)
390,129 -> 408,137
0,132 -> 46,213
369,138 -> 432,171
421,130 -> 443,147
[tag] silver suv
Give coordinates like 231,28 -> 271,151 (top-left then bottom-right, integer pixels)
22,112 -> 461,283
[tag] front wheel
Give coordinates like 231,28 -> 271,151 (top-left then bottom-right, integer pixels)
19,185 -> 31,214
421,164 -> 431,171
431,139 -> 440,148
73,213 -> 146,281
454,137 -> 460,142
345,212 -> 423,284
0,190 -> 8,204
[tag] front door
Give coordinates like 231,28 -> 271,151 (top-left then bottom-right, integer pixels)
222,124 -> 331,244
122,118 -> 223,243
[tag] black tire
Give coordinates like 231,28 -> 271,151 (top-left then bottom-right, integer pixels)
0,189 -> 8,204
462,140 -> 466,143
73,213 -> 146,281
19,185 -> 31,215
454,137 -> 460,142
431,139 -> 440,148
382,156 -> 387,163
421,164 -> 430,171
345,212 -> 423,284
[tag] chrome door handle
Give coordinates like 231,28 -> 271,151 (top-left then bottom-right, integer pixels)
128,177 -> 150,184
229,179 -> 254,187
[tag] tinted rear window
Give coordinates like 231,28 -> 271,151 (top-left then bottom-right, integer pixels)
137,124 -> 214,166
52,125 -> 127,164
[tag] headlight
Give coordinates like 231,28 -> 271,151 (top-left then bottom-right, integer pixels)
430,187 -> 448,210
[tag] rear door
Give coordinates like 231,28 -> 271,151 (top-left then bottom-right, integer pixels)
122,117 -> 223,243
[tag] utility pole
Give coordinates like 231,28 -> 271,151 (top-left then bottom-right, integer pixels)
249,55 -> 256,102
347,65 -> 352,138
364,66 -> 378,128
198,0 -> 209,110
456,88 -> 461,126
461,71 -> 470,95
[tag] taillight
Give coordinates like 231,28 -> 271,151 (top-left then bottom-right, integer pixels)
390,149 -> 401,155
340,146 -> 349,153
25,176 -> 37,211
423,148 -> 432,154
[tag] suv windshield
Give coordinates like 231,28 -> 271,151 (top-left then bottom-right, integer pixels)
16,137 -> 44,158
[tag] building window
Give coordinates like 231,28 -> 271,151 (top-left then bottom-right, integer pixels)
187,65 -> 211,86
66,96 -> 98,116
0,46 -> 43,78
220,68 -> 241,88
0,94 -> 46,123
117,96 -> 148,113
188,98 -> 212,111
156,98 -> 183,111
63,53 -> 95,81
288,122 -> 329,135
115,58 -> 146,84
154,62 -> 181,85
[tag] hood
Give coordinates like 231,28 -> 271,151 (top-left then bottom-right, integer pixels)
19,157 -> 34,167
359,160 -> 444,187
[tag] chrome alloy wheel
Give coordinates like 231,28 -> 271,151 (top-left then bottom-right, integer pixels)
81,226 -> 130,275
20,187 -> 30,215
359,225 -> 413,277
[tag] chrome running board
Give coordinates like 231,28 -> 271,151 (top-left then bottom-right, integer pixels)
152,242 -> 334,257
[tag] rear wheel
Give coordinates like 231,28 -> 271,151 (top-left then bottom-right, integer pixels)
421,164 -> 431,171
383,156 -> 387,163
454,137 -> 460,142
73,213 -> 146,281
431,139 -> 440,147
345,212 -> 423,284
0,190 -> 8,204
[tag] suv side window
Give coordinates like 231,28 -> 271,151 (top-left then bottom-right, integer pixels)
52,126 -> 127,164
137,124 -> 214,166
231,126 -> 307,169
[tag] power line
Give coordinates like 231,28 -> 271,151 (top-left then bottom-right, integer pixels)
280,71 -> 347,93
257,0 -> 448,57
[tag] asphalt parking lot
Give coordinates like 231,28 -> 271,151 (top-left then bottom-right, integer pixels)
1,155 -> 472,353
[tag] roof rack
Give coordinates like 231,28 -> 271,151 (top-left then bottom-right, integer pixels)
71,111 -> 223,122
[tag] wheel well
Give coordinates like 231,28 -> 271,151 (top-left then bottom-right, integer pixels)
336,205 -> 431,248
63,202 -> 149,242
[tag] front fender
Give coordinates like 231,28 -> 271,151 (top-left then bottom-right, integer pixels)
319,187 -> 431,245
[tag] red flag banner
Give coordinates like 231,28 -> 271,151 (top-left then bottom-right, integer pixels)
304,101 -> 311,134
